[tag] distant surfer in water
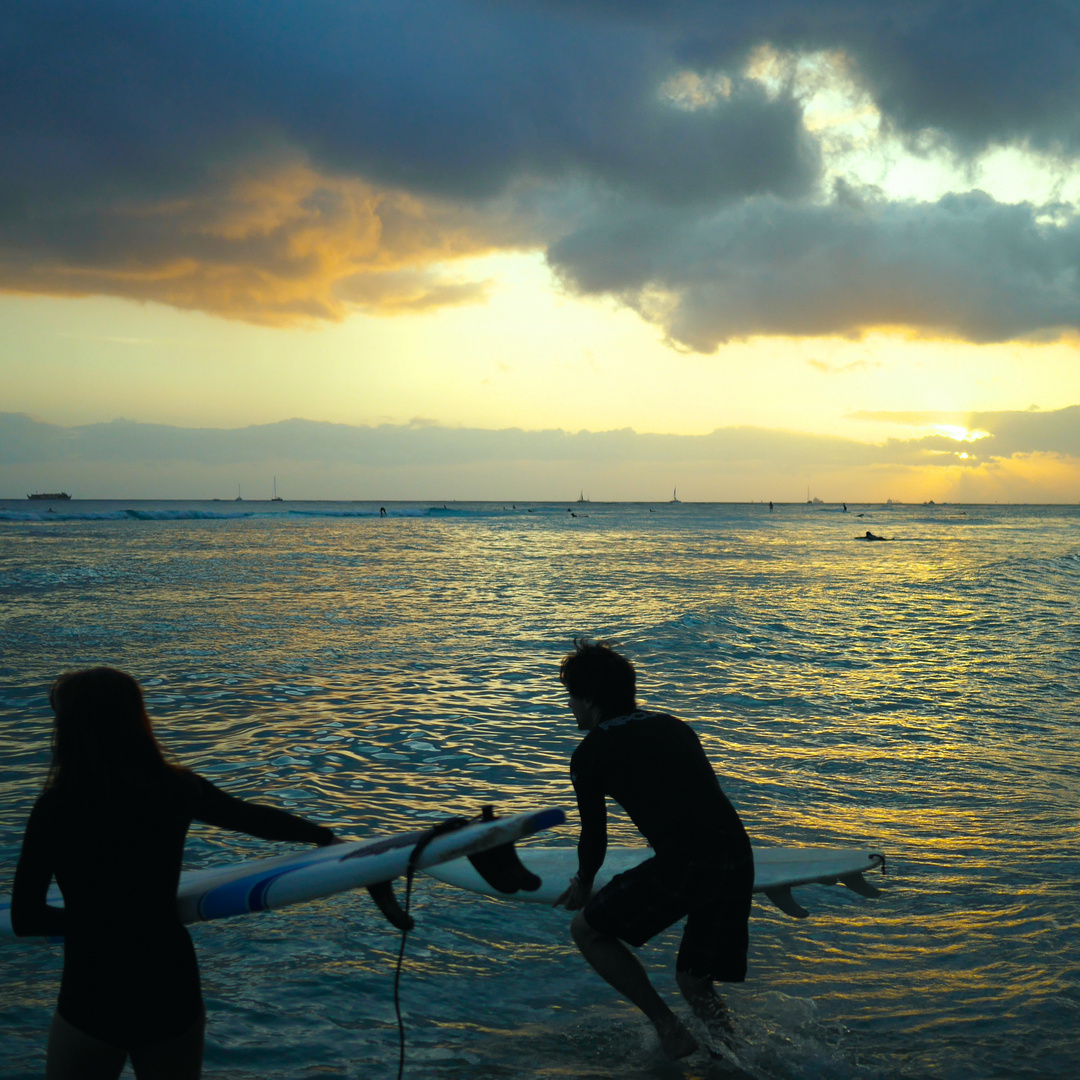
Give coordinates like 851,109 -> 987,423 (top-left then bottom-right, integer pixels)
555,641 -> 753,1058
860,530 -> 886,541
10,668 -> 407,1080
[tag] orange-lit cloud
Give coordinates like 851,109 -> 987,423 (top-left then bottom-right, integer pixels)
0,164 -> 528,324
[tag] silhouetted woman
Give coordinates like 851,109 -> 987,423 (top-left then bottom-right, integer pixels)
11,667 -> 337,1080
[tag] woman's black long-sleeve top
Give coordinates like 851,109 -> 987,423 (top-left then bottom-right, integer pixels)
12,771 -> 333,1046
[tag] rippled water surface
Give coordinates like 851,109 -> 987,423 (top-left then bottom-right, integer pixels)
1,500 -> 1078,1079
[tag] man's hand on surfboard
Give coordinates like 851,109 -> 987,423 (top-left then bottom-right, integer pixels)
554,874 -> 591,910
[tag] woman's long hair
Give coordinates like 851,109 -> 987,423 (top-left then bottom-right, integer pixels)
46,667 -> 188,800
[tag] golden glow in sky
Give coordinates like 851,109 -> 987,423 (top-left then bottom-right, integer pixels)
4,7 -> 1080,501
6,251 -> 1080,443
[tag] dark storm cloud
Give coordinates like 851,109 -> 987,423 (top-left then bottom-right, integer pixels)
3,1 -> 1080,338
537,0 -> 1080,155
0,0 -> 814,211
548,189 -> 1080,346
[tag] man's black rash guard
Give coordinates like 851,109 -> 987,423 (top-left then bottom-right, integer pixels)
570,711 -> 751,886
11,772 -> 333,1046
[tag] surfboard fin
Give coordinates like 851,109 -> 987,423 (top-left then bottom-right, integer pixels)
467,843 -> 542,894
366,880 -> 415,931
839,872 -> 882,898
459,805 -> 542,894
764,886 -> 809,919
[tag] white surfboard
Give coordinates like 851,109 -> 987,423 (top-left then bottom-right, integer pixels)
1,807 -> 566,939
425,844 -> 885,918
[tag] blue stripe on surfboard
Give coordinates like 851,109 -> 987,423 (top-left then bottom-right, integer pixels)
198,856 -> 326,919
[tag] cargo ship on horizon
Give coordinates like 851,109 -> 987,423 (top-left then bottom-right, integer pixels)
27,492 -> 71,500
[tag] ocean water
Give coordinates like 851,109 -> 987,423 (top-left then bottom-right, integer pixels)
1,499 -> 1078,1080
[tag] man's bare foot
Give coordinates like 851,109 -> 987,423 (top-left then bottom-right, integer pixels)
681,980 -> 737,1050
701,1016 -> 737,1055
655,1016 -> 698,1059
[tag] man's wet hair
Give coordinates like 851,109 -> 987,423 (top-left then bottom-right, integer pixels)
559,638 -> 637,719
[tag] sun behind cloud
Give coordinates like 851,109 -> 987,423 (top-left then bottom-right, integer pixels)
934,425 -> 991,443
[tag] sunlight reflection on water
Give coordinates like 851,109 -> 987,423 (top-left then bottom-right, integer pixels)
1,502 -> 1078,1079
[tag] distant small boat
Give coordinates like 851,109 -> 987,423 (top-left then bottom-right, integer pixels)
27,492 -> 71,501
235,484 -> 243,502
577,490 -> 590,503
271,476 -> 283,502
669,488 -> 680,504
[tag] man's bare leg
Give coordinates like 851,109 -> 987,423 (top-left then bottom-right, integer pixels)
676,971 -> 736,1049
570,911 -> 697,1058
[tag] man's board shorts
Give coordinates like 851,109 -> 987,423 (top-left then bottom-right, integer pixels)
582,854 -> 754,982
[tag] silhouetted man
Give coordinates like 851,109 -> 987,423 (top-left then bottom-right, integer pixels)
555,640 -> 753,1058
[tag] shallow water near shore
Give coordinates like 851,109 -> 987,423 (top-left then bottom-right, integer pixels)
1,499 -> 1078,1079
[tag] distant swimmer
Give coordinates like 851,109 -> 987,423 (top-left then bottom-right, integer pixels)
768,501 -> 773,511
379,506 -> 387,517
842,503 -> 847,512
859,530 -> 887,541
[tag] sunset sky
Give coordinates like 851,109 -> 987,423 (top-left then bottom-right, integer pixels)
4,1 -> 1080,501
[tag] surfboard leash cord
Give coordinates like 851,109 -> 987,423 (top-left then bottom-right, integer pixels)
392,808 -> 493,1080
392,870 -> 414,1080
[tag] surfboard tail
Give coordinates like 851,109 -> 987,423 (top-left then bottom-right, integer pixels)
426,845 -> 888,917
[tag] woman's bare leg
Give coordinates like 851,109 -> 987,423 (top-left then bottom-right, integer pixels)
129,1009 -> 205,1080
45,1012 -> 126,1080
